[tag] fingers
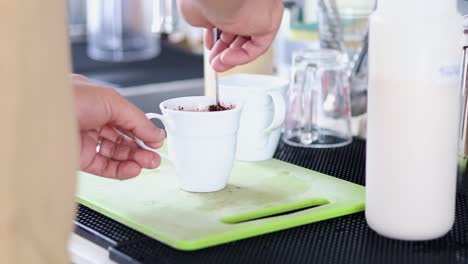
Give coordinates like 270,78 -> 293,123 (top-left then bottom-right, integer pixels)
97,137 -> 161,169
211,56 -> 236,72
220,34 -> 273,66
105,91 -> 166,149
211,35 -> 250,71
75,84 -> 165,149
99,125 -> 162,169
71,74 -> 90,83
100,126 -> 138,148
202,0 -> 283,72
208,33 -> 231,62
204,28 -> 214,50
208,32 -> 272,72
230,36 -> 250,49
76,78 -> 167,180
79,132 -> 142,180
209,33 -> 244,72
84,154 -> 143,180
80,128 -> 162,180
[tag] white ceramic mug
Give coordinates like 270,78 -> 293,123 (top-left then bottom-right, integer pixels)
136,96 -> 242,192
220,74 -> 288,161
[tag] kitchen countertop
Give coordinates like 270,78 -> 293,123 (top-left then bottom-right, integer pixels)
74,138 -> 468,264
70,41 -> 467,264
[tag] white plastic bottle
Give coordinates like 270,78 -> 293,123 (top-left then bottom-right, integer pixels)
366,0 -> 463,240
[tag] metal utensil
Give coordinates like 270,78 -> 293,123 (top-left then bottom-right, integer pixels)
457,19 -> 468,194
317,0 -> 346,52
212,28 -> 220,106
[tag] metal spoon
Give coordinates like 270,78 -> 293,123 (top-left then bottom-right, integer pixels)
212,28 -> 220,106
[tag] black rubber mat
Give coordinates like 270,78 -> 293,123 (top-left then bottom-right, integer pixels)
74,138 -> 468,264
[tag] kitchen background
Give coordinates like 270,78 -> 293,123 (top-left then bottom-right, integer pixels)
68,0 -> 374,134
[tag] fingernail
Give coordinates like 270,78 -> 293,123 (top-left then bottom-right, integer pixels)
210,55 -> 218,66
151,158 -> 158,168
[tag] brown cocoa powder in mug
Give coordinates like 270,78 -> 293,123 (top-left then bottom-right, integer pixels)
208,104 -> 233,112
166,104 -> 235,112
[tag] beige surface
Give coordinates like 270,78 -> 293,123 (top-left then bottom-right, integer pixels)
0,1 -> 78,263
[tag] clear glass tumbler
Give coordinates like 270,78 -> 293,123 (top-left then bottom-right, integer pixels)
282,49 -> 352,148
86,0 -> 160,62
68,0 -> 87,42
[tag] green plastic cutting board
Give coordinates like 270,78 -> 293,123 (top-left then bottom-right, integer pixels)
77,155 -> 365,251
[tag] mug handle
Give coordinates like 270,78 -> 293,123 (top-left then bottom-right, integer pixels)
134,113 -> 171,160
263,91 -> 286,135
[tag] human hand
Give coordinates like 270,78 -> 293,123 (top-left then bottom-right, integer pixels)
178,0 -> 284,72
73,75 -> 165,180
